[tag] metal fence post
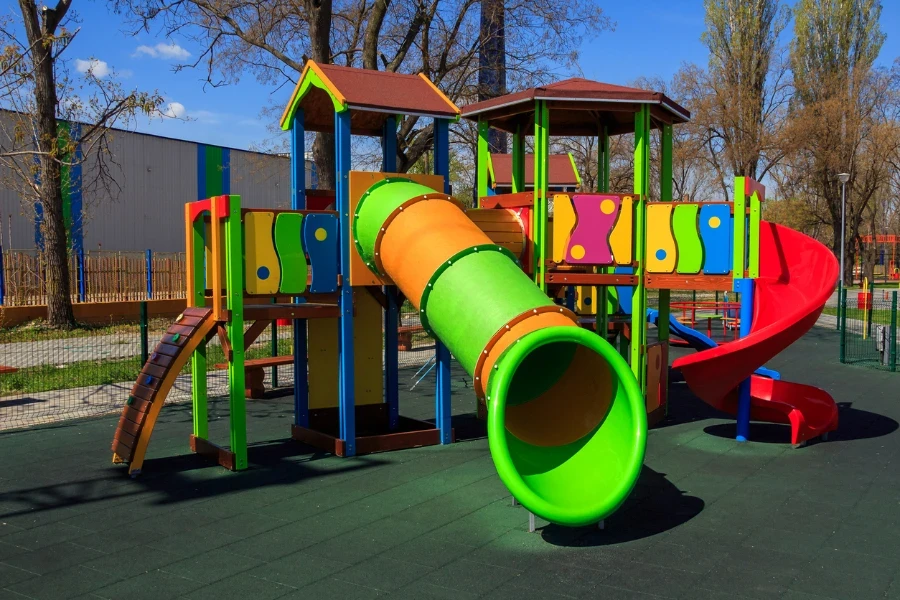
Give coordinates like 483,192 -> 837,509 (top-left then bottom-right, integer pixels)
140,300 -> 149,366
891,291 -> 897,373
839,288 -> 847,364
145,249 -> 153,300
836,283 -> 841,331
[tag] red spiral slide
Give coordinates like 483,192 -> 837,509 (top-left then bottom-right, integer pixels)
674,221 -> 840,445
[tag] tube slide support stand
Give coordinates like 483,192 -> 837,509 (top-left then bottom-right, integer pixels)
528,512 -> 536,533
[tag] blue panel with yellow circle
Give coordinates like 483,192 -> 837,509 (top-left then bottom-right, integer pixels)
302,213 -> 339,293
699,204 -> 732,274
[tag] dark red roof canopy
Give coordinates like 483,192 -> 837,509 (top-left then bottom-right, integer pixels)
281,62 -> 459,136
461,78 -> 690,136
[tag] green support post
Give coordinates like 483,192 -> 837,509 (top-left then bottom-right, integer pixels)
271,319 -> 278,387
733,178 -> 747,280
661,124 -> 673,201
511,124 -> 525,193
839,288 -> 847,363
596,124 -> 611,339
631,106 -> 650,390
477,120 -> 490,204
224,195 -> 247,470
657,123 -> 673,349
748,191 -> 761,279
533,100 -> 550,292
891,291 -> 898,372
190,215 -> 208,439
600,125 -> 610,193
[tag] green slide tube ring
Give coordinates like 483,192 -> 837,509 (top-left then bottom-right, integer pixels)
487,325 -> 647,526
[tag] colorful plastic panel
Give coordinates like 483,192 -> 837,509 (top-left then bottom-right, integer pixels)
552,194 -> 576,263
274,213 -> 308,294
647,204 -> 676,273
566,194 -> 621,265
609,195 -> 633,265
672,204 -> 703,274
302,213 -> 338,293
244,212 -> 281,294
699,204 -> 732,275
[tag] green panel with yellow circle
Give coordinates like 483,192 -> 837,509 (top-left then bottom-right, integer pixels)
672,203 -> 703,274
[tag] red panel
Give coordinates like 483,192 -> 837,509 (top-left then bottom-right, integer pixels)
188,195 -> 230,223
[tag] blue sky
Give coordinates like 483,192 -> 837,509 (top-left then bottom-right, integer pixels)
45,0 -> 900,151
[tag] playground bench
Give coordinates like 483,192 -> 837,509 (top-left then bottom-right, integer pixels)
0,366 -> 18,374
215,355 -> 294,398
397,325 -> 425,351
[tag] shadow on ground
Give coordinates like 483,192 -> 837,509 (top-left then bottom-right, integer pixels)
659,380 -> 898,445
539,465 -> 704,547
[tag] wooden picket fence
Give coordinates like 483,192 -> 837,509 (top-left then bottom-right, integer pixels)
0,250 -> 186,306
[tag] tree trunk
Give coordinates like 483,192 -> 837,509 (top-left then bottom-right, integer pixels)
306,0 -> 336,191
23,1 -> 76,328
479,0 -> 507,154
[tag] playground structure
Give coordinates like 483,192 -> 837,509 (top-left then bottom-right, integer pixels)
112,63 -> 840,529
859,234 -> 900,281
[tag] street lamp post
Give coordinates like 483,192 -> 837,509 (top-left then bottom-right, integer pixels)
838,172 -> 850,330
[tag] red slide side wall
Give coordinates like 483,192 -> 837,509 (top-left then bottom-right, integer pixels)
673,221 -> 839,443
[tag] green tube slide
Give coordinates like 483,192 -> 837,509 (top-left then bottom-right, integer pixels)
355,177 -> 647,526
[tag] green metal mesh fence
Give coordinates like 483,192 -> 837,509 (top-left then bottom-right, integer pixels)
839,288 -> 899,372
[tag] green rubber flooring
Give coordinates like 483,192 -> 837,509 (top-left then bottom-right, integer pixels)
2,327 -> 900,599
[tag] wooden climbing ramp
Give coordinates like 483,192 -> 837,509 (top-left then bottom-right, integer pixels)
111,307 -> 218,475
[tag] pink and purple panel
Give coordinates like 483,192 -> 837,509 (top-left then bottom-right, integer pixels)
566,195 -> 621,265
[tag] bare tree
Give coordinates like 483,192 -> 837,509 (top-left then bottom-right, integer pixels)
115,0 -> 611,191
781,0 -> 898,285
0,3 -> 162,327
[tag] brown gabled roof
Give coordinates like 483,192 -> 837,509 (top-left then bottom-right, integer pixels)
491,154 -> 580,188
460,78 -> 689,136
281,61 -> 460,136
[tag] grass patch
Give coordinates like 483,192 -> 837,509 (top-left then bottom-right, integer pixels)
822,306 -> 896,326
0,318 -> 173,343
0,337 -> 295,396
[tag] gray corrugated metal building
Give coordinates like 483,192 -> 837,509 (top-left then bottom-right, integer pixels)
0,120 -> 308,253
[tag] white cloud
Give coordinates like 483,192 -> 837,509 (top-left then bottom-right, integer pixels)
162,102 -> 186,118
134,42 -> 191,60
75,59 -> 110,78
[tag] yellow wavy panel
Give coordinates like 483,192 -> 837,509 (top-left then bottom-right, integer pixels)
646,204 -> 677,273
244,212 -> 280,294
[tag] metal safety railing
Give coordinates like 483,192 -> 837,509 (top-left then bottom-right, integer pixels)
839,288 -> 899,372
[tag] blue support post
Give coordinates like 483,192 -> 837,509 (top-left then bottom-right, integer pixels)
734,278 -> 754,441
565,286 -> 576,311
77,248 -> 86,303
0,242 -> 5,305
335,109 -> 356,455
291,111 -> 309,428
145,249 -> 153,300
382,116 -> 397,173
433,118 -> 453,444
383,116 -> 400,429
